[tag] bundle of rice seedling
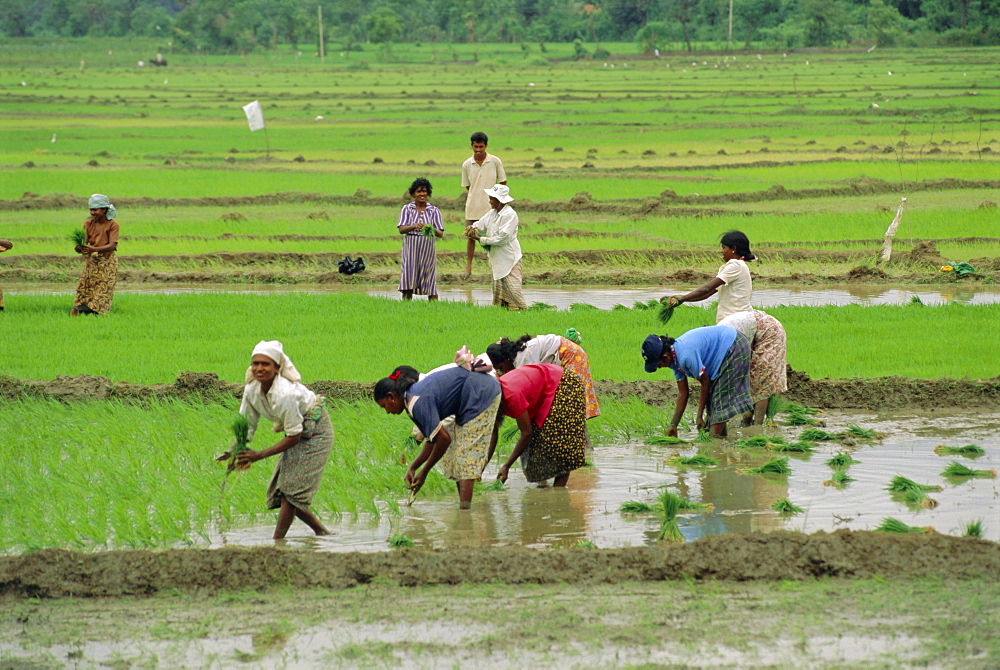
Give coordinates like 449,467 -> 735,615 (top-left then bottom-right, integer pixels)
744,457 -> 791,475
841,424 -> 878,440
656,490 -> 685,543
825,452 -> 860,468
771,498 -> 804,514
771,440 -> 816,453
476,478 -> 505,492
964,520 -> 983,538
764,395 -> 788,423
799,428 -> 836,441
644,435 -> 687,445
901,487 -> 938,508
875,517 -> 931,533
785,403 -> 819,415
668,454 -> 719,466
226,414 -> 251,473
388,533 -> 414,548
785,409 -> 822,426
694,429 -> 713,443
526,302 -> 557,311
887,475 -> 942,493
575,540 -> 597,548
677,498 -> 713,511
619,500 -> 655,513
934,444 -> 985,457
734,435 -> 788,449
68,228 -> 86,246
823,469 -> 855,486
657,296 -> 681,324
421,224 -> 435,237
500,423 -> 520,444
941,461 -> 997,479
632,300 -> 651,310
402,435 -> 419,451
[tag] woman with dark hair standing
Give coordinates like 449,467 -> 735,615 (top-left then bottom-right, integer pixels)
374,364 -> 501,509
397,177 -> 444,301
72,194 -> 120,316
665,230 -> 787,424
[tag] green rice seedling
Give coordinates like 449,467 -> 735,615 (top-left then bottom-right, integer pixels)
825,452 -> 860,468
964,520 -> 983,538
764,396 -> 788,423
799,428 -> 836,441
575,540 -> 597,548
744,457 -> 791,475
875,518 -> 930,533
910,295 -> 924,305
771,440 -> 816,453
656,490 -> 685,543
387,533 -> 414,549
619,500 -> 655,513
785,409 -> 822,426
69,228 -> 86,246
569,302 -> 599,312
771,498 -> 804,514
500,423 -> 520,444
901,487 -> 938,509
694,430 -> 713,443
421,225 -> 435,237
612,304 -> 630,312
887,475 -> 942,493
734,435 -> 789,449
784,403 -> 819,415
934,444 -> 985,457
941,461 -> 997,479
644,435 -> 687,445
632,300 -> 651,310
668,454 -> 719,467
476,478 -> 505,492
823,469 -> 856,486
841,424 -> 878,440
526,302 -> 557,311
657,296 -> 680,324
221,415 -> 252,496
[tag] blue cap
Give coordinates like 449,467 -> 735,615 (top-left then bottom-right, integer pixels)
642,334 -> 663,373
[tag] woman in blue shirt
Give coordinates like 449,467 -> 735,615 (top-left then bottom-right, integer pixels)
641,325 -> 752,438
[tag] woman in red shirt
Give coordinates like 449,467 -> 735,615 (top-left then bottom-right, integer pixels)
496,363 -> 588,487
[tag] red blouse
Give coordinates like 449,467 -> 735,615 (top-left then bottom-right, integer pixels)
498,363 -> 563,428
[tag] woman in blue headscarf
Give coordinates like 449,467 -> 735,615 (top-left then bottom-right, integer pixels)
72,194 -> 119,316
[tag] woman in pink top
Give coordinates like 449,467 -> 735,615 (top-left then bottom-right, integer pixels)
496,363 -> 588,487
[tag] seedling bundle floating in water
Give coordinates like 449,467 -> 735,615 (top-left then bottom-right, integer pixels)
667,454 -> 719,467
771,498 -> 804,514
825,452 -> 861,468
644,435 -> 687,446
799,428 -> 837,441
886,475 -> 940,509
824,469 -> 856,487
934,444 -> 985,458
744,457 -> 791,475
876,517 -> 933,533
941,461 -> 996,479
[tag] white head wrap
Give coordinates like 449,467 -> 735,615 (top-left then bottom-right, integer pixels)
245,340 -> 302,383
88,193 -> 117,220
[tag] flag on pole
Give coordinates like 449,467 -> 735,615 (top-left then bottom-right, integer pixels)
242,100 -> 265,132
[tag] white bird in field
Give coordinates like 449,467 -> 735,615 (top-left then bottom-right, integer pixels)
21,81 -> 27,86
163,79 -> 168,84
314,115 -> 324,120
871,103 -> 880,108
887,72 -> 892,76
51,134 -> 57,142
528,82 -> 535,87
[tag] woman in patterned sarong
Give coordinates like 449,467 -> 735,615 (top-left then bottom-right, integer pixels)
217,340 -> 335,540
72,194 -> 120,316
397,177 -> 444,301
495,364 -> 588,487
642,326 -> 752,438
375,364 -> 502,510
0,238 -> 12,312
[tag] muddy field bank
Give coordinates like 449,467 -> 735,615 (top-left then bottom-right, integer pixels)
1,531 -> 996,598
2,368 -> 998,410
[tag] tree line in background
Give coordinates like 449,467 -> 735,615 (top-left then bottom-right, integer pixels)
0,0 -> 996,52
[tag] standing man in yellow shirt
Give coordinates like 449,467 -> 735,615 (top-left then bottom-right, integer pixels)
460,131 -> 507,280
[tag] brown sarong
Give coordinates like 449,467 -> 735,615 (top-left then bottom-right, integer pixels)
266,405 -> 334,510
74,253 -> 118,314
492,259 -> 527,310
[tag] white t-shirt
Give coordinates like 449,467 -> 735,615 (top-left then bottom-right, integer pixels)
715,259 -> 753,322
461,153 -> 507,221
240,375 -> 317,441
514,334 -> 563,367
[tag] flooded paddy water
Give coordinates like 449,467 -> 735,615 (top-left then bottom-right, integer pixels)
211,409 -> 1000,551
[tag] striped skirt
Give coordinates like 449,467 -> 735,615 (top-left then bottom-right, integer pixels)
520,370 -> 588,482
557,337 -> 601,418
74,253 -> 118,314
266,405 -> 334,510
398,234 -> 438,295
706,333 -> 753,426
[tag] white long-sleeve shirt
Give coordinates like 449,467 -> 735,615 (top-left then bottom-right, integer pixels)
240,375 -> 317,441
472,204 -> 522,280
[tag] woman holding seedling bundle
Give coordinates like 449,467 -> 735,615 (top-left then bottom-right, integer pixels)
487,332 -> 600,419
495,363 -> 589,487
397,177 -> 444,301
641,326 -> 753,438
665,230 -> 787,425
375,364 -> 502,509
71,194 -> 120,316
217,340 -> 334,540
0,238 -> 12,312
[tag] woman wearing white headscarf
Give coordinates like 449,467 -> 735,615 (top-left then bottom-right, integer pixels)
72,194 -> 120,316
217,340 -> 335,539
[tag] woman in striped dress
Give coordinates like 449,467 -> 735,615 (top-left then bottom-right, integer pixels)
397,177 -> 444,301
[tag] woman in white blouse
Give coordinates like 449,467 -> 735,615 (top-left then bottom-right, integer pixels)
218,340 -> 334,539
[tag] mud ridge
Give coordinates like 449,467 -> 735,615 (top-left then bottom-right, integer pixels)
2,369 -> 998,409
0,531 -> 995,598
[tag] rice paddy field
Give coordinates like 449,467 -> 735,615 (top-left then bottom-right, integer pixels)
1,40 -> 998,668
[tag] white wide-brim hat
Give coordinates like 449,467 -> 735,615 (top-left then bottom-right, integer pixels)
483,184 -> 514,203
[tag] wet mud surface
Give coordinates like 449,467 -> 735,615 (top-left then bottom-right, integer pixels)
2,369 -> 997,410
1,531 -> 996,598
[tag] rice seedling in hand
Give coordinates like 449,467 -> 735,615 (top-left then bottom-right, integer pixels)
421,224 -> 435,237
619,500 -> 655,513
771,498 -> 804,514
388,533 -> 414,548
964,520 -> 983,538
668,454 -> 719,467
645,435 -> 687,445
657,296 -> 680,324
69,228 -> 86,246
887,475 -> 942,493
799,428 -> 836,441
823,469 -> 856,486
656,490 -> 685,543
771,440 -> 816,453
934,444 -> 985,457
744,457 -> 791,475
876,517 -> 932,533
825,452 -> 860,468
226,414 -> 251,473
941,461 -> 996,479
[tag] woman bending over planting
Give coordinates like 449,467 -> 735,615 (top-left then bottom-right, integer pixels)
495,363 -> 589,487
375,364 -> 501,509
217,340 -> 334,540
642,326 -> 753,438
0,238 -> 12,312
665,230 -> 787,425
487,332 -> 600,419
72,194 -> 120,316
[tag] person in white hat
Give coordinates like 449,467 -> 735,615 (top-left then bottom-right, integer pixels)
465,184 -> 527,310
